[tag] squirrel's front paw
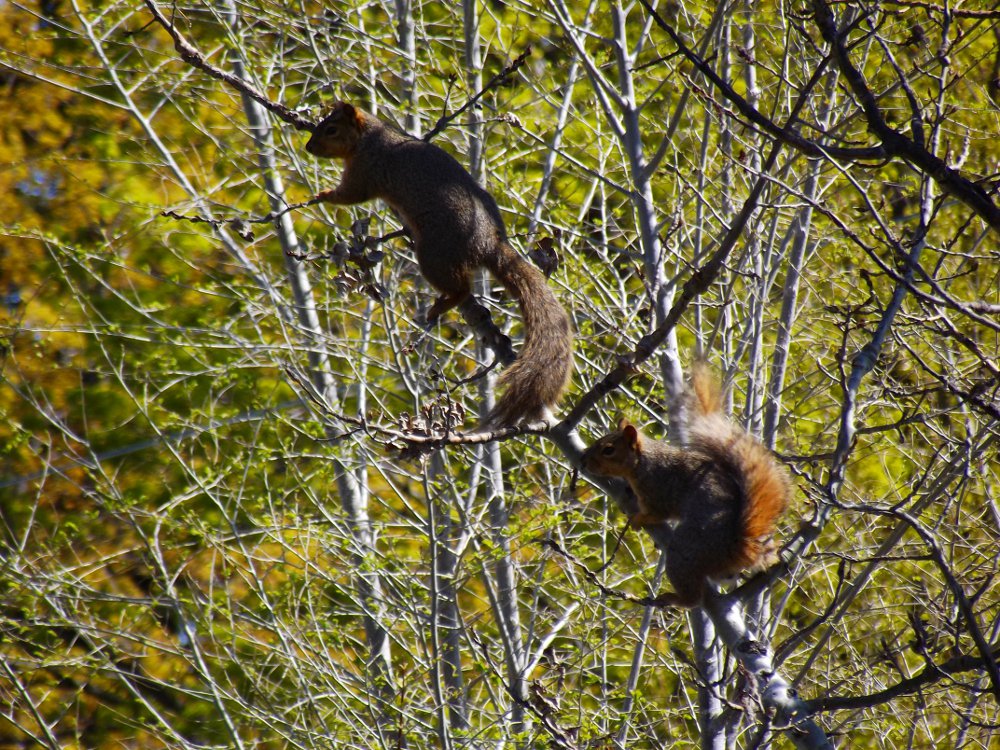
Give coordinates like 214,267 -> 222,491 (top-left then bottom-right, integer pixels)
312,189 -> 335,203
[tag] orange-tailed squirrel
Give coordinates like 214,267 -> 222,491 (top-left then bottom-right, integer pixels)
582,364 -> 790,607
305,102 -> 573,427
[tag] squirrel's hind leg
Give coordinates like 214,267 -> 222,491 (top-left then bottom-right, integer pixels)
417,243 -> 473,324
425,288 -> 471,324
663,528 -> 715,608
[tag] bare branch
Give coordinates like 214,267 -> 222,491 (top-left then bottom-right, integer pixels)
423,46 -> 532,142
865,0 -> 1000,19
559,50 -> 829,430
811,0 -> 1000,233
806,648 -> 1000,713
142,0 -> 315,131
638,0 -> 882,161
641,0 -> 1000,234
834,499 -> 1000,700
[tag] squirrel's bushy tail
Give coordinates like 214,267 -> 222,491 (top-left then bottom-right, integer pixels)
482,244 -> 573,427
687,362 -> 790,573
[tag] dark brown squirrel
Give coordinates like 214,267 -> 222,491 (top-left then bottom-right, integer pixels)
305,102 -> 573,428
581,363 -> 790,607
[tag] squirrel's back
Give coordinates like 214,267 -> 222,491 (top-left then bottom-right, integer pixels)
350,121 -> 508,266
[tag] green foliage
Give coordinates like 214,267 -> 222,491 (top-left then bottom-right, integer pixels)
1,0 -> 999,748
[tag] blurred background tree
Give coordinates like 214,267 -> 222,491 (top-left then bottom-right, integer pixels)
1,1 -> 998,747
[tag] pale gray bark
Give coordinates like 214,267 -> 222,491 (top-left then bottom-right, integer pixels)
223,0 -> 395,707
614,555 -> 666,744
463,0 -> 529,733
393,0 -> 419,133
427,453 -> 467,742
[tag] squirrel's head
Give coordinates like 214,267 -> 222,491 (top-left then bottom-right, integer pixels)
581,418 -> 643,478
306,102 -> 367,159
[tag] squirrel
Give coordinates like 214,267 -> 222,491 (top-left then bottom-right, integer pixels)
581,363 -> 790,607
304,102 -> 573,427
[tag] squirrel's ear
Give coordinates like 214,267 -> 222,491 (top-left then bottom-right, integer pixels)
616,416 -> 631,431
337,101 -> 364,129
622,424 -> 640,451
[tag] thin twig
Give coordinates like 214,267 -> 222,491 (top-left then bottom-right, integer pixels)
541,538 -> 676,608
596,520 -> 632,574
423,47 -> 533,141
143,0 -> 314,131
638,0 -> 876,162
810,0 -> 1000,232
805,647 -> 1000,713
639,0 -> 1000,233
160,200 -> 318,238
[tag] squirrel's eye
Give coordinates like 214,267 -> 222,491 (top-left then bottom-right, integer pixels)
600,444 -> 615,456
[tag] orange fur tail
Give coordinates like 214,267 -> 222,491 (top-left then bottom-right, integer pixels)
725,431 -> 790,570
687,363 -> 790,573
689,360 -> 724,418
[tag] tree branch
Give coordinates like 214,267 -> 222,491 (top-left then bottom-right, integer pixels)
865,0 -> 1000,20
811,0 -> 1000,233
558,50 -> 828,430
143,0 -> 315,131
641,0 -> 1000,234
423,46 -> 532,142
638,0 -> 883,162
806,648 -> 1000,713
